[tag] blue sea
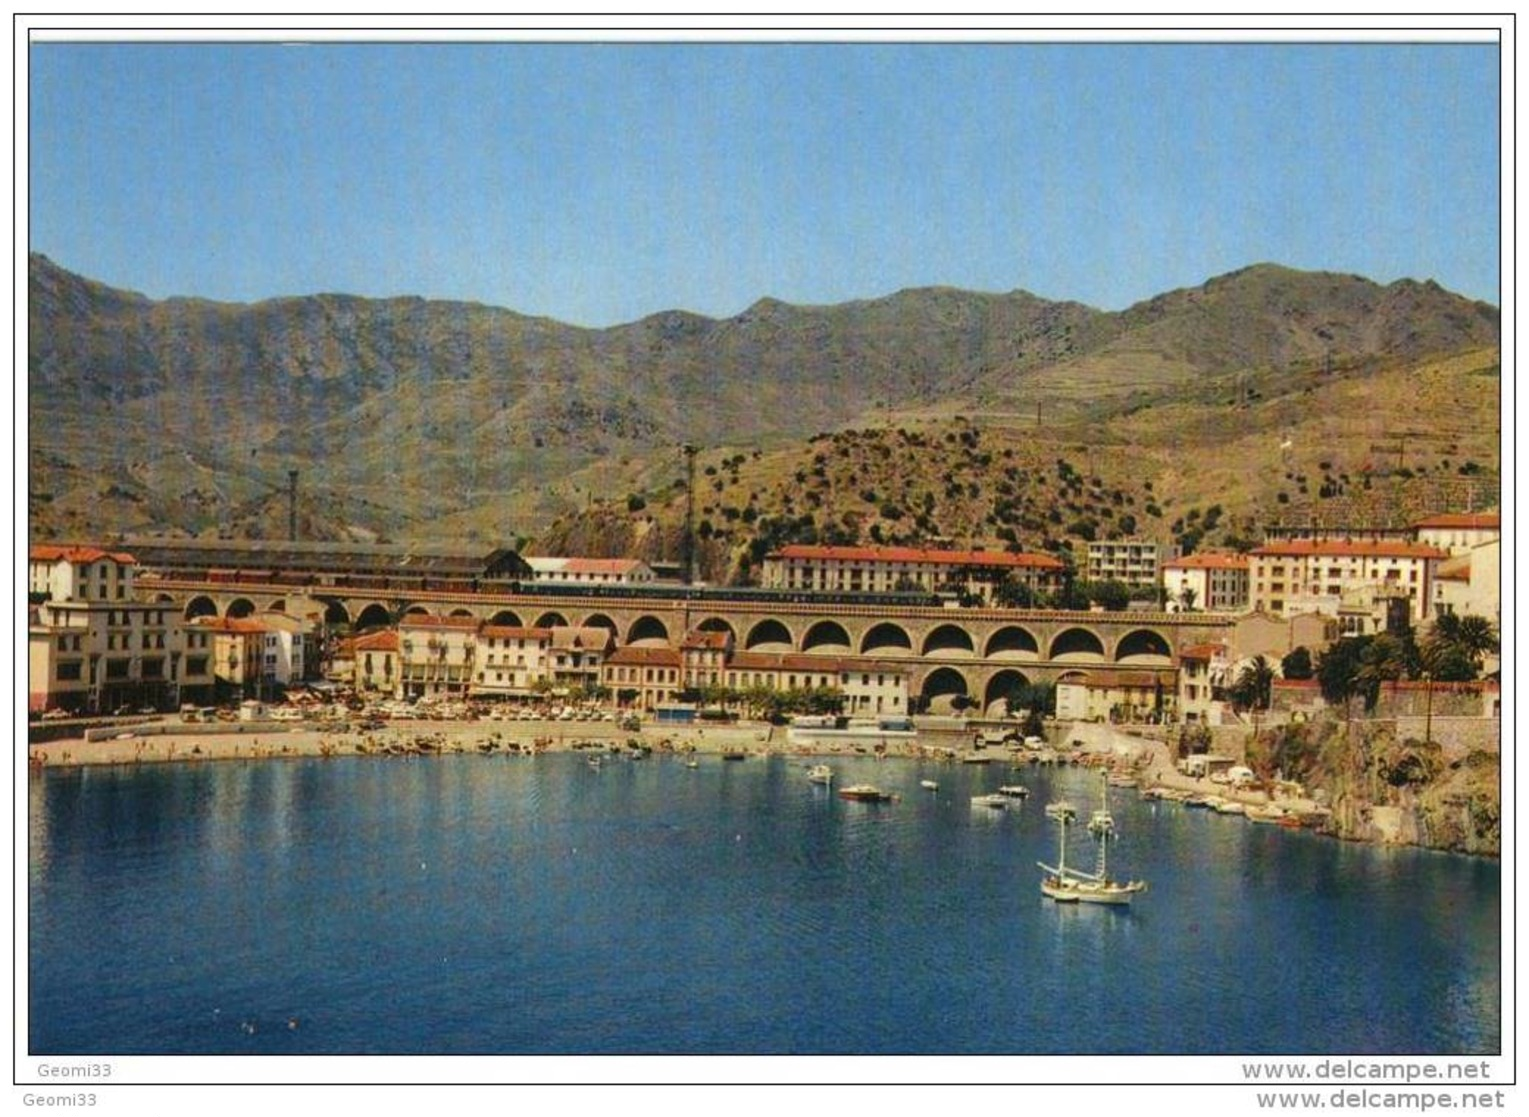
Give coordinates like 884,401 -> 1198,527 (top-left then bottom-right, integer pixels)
27,753 -> 1500,1055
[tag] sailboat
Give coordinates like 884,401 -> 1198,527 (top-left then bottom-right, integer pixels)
1038,771 -> 1147,905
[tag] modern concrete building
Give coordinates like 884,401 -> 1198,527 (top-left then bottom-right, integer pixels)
1085,539 -> 1164,587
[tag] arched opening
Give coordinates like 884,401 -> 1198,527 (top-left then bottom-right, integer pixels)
919,667 -> 972,715
922,623 -> 976,657
402,604 -> 432,618
860,622 -> 914,656
226,598 -> 256,619
1115,628 -> 1174,665
802,619 -> 852,654
627,615 -> 670,647
267,599 -> 286,613
1048,627 -> 1106,663
489,609 -> 524,628
985,625 -> 1040,659
696,617 -> 737,642
354,603 -> 392,631
582,613 -> 619,637
983,669 -> 1032,719
184,595 -> 218,621
321,599 -> 351,626
533,611 -> 569,629
154,593 -> 175,604
744,619 -> 794,652
449,608 -> 477,619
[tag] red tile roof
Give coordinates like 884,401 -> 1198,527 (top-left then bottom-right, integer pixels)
1177,643 -> 1228,661
480,626 -> 551,641
1251,540 -> 1448,560
30,544 -> 137,565
1412,513 -> 1500,530
560,557 -> 651,575
1164,552 -> 1249,570
769,544 -> 1065,568
681,629 -> 731,650
398,614 -> 481,629
604,646 -> 682,667
1066,669 -> 1177,690
352,630 -> 400,652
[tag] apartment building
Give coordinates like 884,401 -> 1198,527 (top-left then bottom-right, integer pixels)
1085,539 -> 1164,587
1161,552 -> 1250,613
1412,512 -> 1500,556
525,557 -> 658,584
1248,539 -> 1447,624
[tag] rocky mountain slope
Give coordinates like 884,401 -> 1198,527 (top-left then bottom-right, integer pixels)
28,253 -> 1500,557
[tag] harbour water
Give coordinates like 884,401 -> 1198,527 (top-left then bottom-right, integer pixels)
28,753 -> 1500,1055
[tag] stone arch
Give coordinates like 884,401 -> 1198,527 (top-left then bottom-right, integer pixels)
533,611 -> 570,629
860,621 -> 914,656
402,604 -> 432,618
802,619 -> 852,654
226,598 -> 256,619
267,599 -> 286,613
744,618 -> 794,652
920,666 -> 972,715
184,595 -> 218,621
354,603 -> 392,631
922,623 -> 976,657
983,669 -> 1032,718
582,613 -> 620,637
1048,626 -> 1106,663
1115,628 -> 1174,665
449,607 -> 477,619
320,599 -> 351,626
985,625 -> 1040,659
154,593 -> 175,604
627,615 -> 670,647
1056,669 -> 1089,685
696,616 -> 737,642
488,609 -> 524,628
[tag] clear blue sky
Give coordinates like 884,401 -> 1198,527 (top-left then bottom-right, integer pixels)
28,40 -> 1500,327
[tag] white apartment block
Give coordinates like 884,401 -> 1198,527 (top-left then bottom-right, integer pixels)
1412,513 -> 1500,556
1085,539 -> 1164,586
525,557 -> 658,584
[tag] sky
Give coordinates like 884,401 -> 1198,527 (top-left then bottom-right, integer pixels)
27,37 -> 1502,328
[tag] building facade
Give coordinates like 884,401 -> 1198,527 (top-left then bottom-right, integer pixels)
1249,539 -> 1447,624
1085,540 -> 1164,587
761,544 -> 1066,602
525,557 -> 659,584
1412,513 -> 1500,556
1161,552 -> 1250,613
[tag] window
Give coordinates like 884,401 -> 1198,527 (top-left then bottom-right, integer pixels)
57,661 -> 83,681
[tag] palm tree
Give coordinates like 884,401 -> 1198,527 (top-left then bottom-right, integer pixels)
1232,655 -> 1276,712
1424,613 -> 1499,680
1177,584 -> 1198,613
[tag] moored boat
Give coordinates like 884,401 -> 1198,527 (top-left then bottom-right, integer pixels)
1038,771 -> 1147,905
971,793 -> 1008,809
807,764 -> 834,785
837,784 -> 898,803
920,779 -> 939,790
997,784 -> 1029,798
1245,802 -> 1286,824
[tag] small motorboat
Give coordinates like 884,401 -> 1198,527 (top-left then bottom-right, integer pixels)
838,784 -> 898,803
807,764 -> 834,785
971,793 -> 1008,809
920,779 -> 939,791
997,785 -> 1029,798
1044,800 -> 1078,822
685,759 -> 700,769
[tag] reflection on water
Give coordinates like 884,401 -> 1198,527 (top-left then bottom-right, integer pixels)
28,754 -> 1500,1055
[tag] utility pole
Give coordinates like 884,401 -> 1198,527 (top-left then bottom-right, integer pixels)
682,444 -> 698,586
287,470 -> 299,543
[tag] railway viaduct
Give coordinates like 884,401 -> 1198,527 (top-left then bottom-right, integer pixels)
141,577 -> 1233,714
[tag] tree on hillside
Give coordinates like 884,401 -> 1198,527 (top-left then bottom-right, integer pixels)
1316,636 -> 1370,717
1281,645 -> 1314,680
1088,579 -> 1132,612
992,574 -> 1037,609
1355,633 -> 1411,713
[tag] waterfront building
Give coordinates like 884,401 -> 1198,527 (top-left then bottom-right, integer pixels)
1249,539 -> 1447,624
603,646 -> 683,711
471,624 -> 612,698
761,544 -> 1065,602
1411,512 -> 1500,556
351,629 -> 399,694
525,556 -> 658,585
397,615 -> 479,699
1085,539 -> 1165,587
724,652 -> 910,714
1161,552 -> 1250,613
1054,668 -> 1177,723
27,545 -> 216,713
1176,643 -> 1232,725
